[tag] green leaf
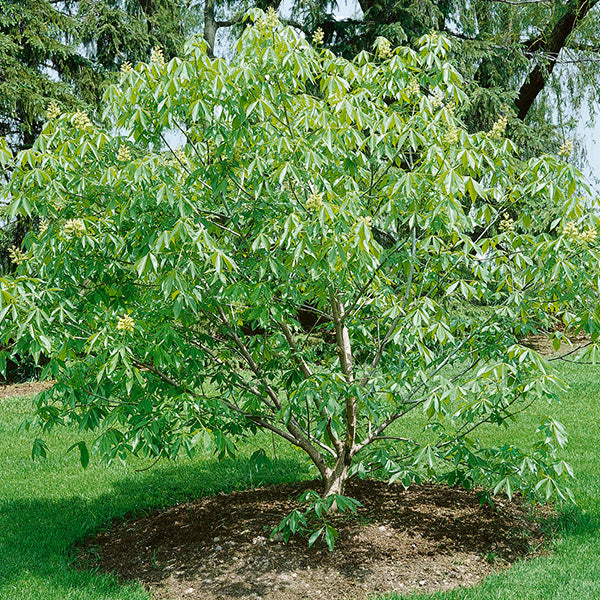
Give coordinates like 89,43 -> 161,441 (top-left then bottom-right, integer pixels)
308,527 -> 324,547
324,525 -> 338,551
32,438 -> 48,461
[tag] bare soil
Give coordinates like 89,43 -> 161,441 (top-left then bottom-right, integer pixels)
521,332 -> 590,358
78,479 -> 549,600
0,379 -> 54,400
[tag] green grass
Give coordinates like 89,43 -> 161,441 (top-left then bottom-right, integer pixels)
0,393 -> 311,600
1,361 -> 600,599
379,361 -> 600,600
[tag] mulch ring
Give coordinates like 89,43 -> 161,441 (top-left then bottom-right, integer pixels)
0,379 -> 54,401
520,332 -> 590,357
78,479 -> 550,600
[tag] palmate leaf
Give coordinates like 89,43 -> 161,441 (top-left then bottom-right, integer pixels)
67,440 -> 90,468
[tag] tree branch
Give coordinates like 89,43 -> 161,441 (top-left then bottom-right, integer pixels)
354,316 -> 495,454
330,292 -> 357,456
216,305 -> 333,474
516,0 -> 600,120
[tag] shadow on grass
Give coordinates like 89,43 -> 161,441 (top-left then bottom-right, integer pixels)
0,455 -> 310,598
547,503 -> 600,538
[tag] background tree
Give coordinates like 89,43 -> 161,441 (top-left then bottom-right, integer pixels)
0,0 -> 193,153
3,15 -> 598,542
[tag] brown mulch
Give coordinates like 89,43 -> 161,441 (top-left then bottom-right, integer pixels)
78,479 -> 549,600
520,332 -> 590,358
0,379 -> 54,400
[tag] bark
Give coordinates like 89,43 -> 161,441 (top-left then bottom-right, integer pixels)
516,0 -> 599,120
324,294 -> 359,499
330,294 -> 354,383
203,0 -> 218,57
323,451 -> 352,497
331,294 -> 358,454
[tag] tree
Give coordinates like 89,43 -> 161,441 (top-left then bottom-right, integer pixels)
197,1 -> 600,145
2,12 -> 597,524
0,0 -> 192,154
313,0 -> 600,125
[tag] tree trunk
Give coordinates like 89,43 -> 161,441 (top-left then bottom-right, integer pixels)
515,0 -> 599,120
204,0 -> 217,57
323,452 -> 351,497
138,0 -> 155,34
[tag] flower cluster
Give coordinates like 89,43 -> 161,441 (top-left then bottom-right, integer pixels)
443,126 -> 459,146
265,7 -> 279,28
581,228 -> 597,243
8,246 -> 26,266
312,28 -> 324,46
116,314 -> 135,333
563,220 -> 597,244
490,115 -> 509,140
430,89 -> 444,108
39,220 -> 49,235
46,101 -> 61,120
73,111 -> 92,130
361,216 -> 373,228
120,61 -> 133,74
257,7 -> 279,29
306,191 -> 324,211
499,213 -> 515,232
151,48 -> 165,67
406,77 -> 420,98
63,218 -> 86,238
377,37 -> 392,59
559,139 -> 574,157
117,145 -> 131,162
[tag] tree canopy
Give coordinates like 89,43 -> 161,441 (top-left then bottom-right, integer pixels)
198,1 -> 600,153
3,14 -> 598,534
3,1 -> 599,274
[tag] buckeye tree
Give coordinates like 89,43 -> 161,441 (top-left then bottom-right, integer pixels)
2,11 -> 598,512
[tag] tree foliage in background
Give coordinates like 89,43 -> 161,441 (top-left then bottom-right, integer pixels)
0,0 -> 193,152
3,15 -> 599,543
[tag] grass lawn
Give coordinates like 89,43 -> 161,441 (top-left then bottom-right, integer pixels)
1,361 -> 599,600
